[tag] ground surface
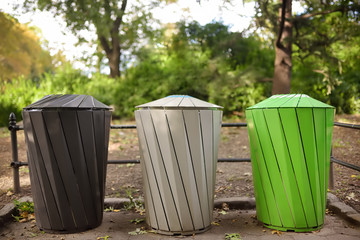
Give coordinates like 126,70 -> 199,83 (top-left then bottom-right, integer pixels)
1,209 -> 360,239
0,114 -> 359,213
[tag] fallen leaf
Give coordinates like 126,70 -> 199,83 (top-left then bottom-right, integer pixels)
222,203 -> 229,211
346,192 -> 356,201
211,221 -> 220,226
271,230 -> 282,236
219,210 -> 227,215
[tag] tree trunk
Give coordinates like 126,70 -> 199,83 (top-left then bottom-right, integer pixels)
272,0 -> 292,95
108,47 -> 121,78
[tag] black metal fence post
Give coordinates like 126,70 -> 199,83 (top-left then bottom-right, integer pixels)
329,147 -> 335,190
9,112 -> 20,193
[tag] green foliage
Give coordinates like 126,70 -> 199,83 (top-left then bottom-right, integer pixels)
225,233 -> 242,240
130,218 -> 145,224
0,12 -> 54,81
0,64 -> 116,127
12,200 -> 34,222
113,21 -> 274,117
1,17 -> 358,124
292,34 -> 360,114
123,188 -> 144,212
0,76 -> 39,126
25,0 -> 157,77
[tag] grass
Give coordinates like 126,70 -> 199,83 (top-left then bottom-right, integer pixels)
0,127 -> 10,138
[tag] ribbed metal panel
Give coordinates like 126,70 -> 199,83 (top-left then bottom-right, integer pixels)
246,94 -> 335,232
135,106 -> 222,235
23,95 -> 111,233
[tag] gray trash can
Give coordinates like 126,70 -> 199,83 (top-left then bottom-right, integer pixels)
22,94 -> 111,233
135,95 -> 223,235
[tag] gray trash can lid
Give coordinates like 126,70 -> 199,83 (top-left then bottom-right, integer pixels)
247,94 -> 335,110
24,94 -> 111,110
136,95 -> 223,109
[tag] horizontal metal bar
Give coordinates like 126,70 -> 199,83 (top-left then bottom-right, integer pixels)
331,157 -> 360,172
110,122 -> 247,129
12,122 -> 360,131
218,158 -> 251,162
334,122 -> 360,130
12,158 -> 252,167
10,161 -> 28,167
108,160 -> 140,164
11,157 -> 360,172
110,125 -> 137,129
8,125 -> 24,131
221,123 -> 247,127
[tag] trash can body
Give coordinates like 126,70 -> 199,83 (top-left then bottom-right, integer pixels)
246,94 -> 334,232
135,95 -> 222,235
23,94 -> 111,233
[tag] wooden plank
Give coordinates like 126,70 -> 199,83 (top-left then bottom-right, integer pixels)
313,108 -> 326,225
178,97 -> 195,107
137,110 -> 169,231
296,108 -> 322,226
256,109 -> 296,228
264,108 -> 307,228
151,109 -> 192,231
250,110 -> 282,227
142,110 -> 182,231
325,109 -> 335,194
166,110 -> 204,230
183,110 -> 209,226
93,110 -> 106,216
77,111 -> 102,223
30,111 -> 72,230
42,111 -> 88,228
135,111 -> 159,229
59,111 -> 97,226
23,111 -> 51,230
199,110 -> 214,224
278,108 -> 317,227
245,110 -> 270,224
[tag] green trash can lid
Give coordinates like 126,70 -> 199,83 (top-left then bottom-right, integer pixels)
247,94 -> 335,109
136,95 -> 223,109
24,94 -> 111,110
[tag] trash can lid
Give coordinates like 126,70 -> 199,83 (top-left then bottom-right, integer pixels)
136,95 -> 223,109
247,94 -> 335,109
24,94 -> 111,110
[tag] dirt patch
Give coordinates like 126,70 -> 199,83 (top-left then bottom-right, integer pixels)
0,115 -> 359,213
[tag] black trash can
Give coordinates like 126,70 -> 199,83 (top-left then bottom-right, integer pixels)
22,94 -> 111,233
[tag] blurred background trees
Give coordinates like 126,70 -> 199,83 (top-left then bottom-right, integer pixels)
0,0 -> 359,126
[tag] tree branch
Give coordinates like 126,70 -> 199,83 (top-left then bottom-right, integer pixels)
276,0 -> 286,49
111,0 -> 127,49
296,7 -> 344,19
99,35 -> 111,56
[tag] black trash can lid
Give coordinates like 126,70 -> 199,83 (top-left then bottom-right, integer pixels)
24,94 -> 111,110
136,95 -> 223,109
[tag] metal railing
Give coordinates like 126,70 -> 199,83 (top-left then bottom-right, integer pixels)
8,113 -> 360,193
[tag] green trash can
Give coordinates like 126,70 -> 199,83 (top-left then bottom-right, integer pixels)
246,94 -> 335,232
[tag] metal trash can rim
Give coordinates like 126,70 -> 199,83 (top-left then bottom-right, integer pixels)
136,95 -> 223,110
247,94 -> 335,110
24,94 -> 112,111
